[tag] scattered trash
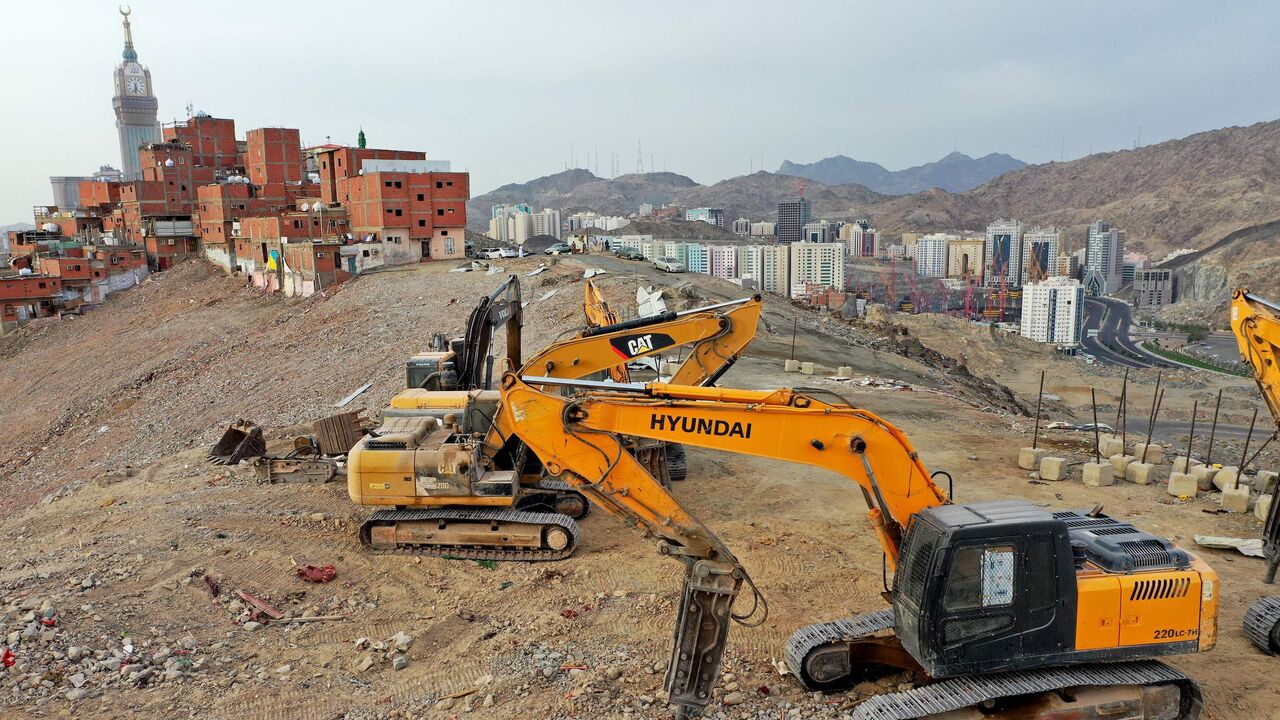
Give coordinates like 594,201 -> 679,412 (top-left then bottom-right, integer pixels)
1194,535 -> 1265,558
485,265 -> 505,275
499,581 -> 514,590
583,268 -> 608,278
334,382 -> 373,408
757,685 -> 771,696
560,609 -> 579,619
203,575 -> 221,597
296,564 -> 337,583
236,590 -> 284,620
1,648 -> 15,668
526,266 -> 548,277
538,290 -> 556,302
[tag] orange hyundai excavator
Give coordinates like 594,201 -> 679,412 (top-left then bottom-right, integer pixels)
347,287 -> 764,559
486,373 -> 1215,719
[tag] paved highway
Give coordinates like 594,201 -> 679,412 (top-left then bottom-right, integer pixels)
1080,298 -> 1153,368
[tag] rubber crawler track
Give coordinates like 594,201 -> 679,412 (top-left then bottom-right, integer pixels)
359,507 -> 579,561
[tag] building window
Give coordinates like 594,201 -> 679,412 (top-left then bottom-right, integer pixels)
362,249 -> 370,257
394,209 -> 402,217
386,208 -> 394,215
447,181 -> 453,187
416,193 -> 424,201
394,181 -> 402,189
38,282 -> 46,289
445,238 -> 456,254
441,230 -> 448,236
447,208 -> 455,214
418,220 -> 426,227
384,181 -> 392,188
436,209 -> 444,216
436,182 -> 443,189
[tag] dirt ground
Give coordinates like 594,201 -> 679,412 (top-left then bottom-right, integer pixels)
2,257 -> 1279,719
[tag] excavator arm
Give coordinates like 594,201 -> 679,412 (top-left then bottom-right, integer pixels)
583,279 -> 628,383
1230,289 -> 1280,583
494,372 -> 948,716
525,293 -> 764,386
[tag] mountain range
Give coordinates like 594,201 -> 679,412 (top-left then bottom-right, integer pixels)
777,151 -> 1026,194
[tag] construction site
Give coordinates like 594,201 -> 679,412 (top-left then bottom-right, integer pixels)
3,253 -> 1280,720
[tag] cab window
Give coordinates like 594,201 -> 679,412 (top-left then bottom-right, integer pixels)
943,545 -> 1015,611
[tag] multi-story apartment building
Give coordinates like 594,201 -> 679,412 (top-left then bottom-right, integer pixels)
803,220 -> 832,243
1022,226 -> 1061,284
788,242 -> 845,298
1020,277 -> 1084,347
731,217 -> 751,237
1134,268 -> 1174,308
1084,219 -> 1126,296
532,208 -> 561,239
708,245 -> 737,279
914,233 -> 951,278
685,207 -> 725,228
776,197 -> 811,244
984,219 -> 1022,288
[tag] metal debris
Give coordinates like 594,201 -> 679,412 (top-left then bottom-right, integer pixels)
334,382 -> 373,408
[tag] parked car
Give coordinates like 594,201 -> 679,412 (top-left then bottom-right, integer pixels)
544,243 -> 573,255
500,247 -> 520,259
653,256 -> 684,272
476,247 -> 503,259
613,247 -> 644,260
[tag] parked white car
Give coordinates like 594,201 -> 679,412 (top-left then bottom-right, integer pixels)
653,257 -> 684,272
500,247 -> 520,259
476,248 -> 503,259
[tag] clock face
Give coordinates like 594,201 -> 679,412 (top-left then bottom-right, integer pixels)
126,77 -> 146,95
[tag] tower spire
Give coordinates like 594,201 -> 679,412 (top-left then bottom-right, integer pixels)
120,6 -> 137,61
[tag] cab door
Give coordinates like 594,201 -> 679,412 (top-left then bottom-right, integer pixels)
935,540 -> 1021,668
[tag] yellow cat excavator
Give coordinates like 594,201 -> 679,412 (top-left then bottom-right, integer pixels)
347,280 -> 764,559
475,372 -> 1215,719
1228,289 -> 1280,654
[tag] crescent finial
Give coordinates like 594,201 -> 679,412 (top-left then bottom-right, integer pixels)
119,5 -> 131,17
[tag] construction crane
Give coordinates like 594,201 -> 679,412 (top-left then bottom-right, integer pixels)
347,282 -> 765,560
1228,289 -> 1280,654
474,373 -> 1216,719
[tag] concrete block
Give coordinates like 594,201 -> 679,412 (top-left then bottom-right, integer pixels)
1132,443 -> 1164,465
1019,447 -> 1049,470
1125,462 -> 1157,485
1253,470 -> 1279,494
1167,472 -> 1199,498
1212,466 -> 1239,492
800,361 -> 815,376
1221,485 -> 1251,513
1190,465 -> 1217,491
837,366 -> 854,379
1039,457 -> 1069,481
784,359 -> 801,373
1109,454 -> 1135,477
1257,494 -> 1275,522
1171,455 -> 1203,474
1083,462 -> 1115,487
1099,437 -> 1125,457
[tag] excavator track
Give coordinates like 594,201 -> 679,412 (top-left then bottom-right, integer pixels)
525,477 -> 590,519
787,612 -> 1201,719
1244,595 -> 1280,654
359,507 -> 579,561
849,660 -> 1199,720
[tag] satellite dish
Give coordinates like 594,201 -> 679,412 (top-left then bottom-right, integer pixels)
164,158 -> 175,167
300,203 -> 310,212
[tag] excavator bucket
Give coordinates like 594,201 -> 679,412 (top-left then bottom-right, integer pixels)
208,420 -> 266,465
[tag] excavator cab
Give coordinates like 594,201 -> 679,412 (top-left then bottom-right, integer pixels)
892,500 -> 1210,681
892,501 -> 1077,678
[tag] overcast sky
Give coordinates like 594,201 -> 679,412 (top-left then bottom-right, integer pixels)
3,0 -> 1279,223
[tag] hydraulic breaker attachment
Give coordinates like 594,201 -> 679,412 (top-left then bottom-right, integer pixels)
664,559 -> 742,718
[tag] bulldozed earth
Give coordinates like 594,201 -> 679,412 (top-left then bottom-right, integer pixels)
2,258 -> 1279,719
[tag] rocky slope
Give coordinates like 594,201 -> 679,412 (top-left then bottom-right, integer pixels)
672,171 -> 884,223
778,151 -> 1025,194
468,170 -> 698,229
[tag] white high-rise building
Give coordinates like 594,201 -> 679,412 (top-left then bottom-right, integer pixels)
532,208 -> 562,239
1021,226 -> 1061,284
488,203 -> 532,242
802,220 -> 832,243
984,219 -> 1023,288
708,245 -> 737,278
1020,277 -> 1084,347
789,242 -> 845,298
914,233 -> 952,278
1084,220 -> 1126,296
737,245 -> 790,294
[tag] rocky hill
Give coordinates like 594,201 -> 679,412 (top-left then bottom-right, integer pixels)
778,151 -> 1025,194
673,171 -> 885,223
467,170 -> 698,229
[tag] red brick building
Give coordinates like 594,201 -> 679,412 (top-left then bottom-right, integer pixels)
246,128 -> 302,186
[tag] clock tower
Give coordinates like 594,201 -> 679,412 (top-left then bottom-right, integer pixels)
112,7 -> 161,180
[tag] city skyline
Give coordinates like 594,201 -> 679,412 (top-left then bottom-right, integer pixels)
3,0 -> 1280,222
